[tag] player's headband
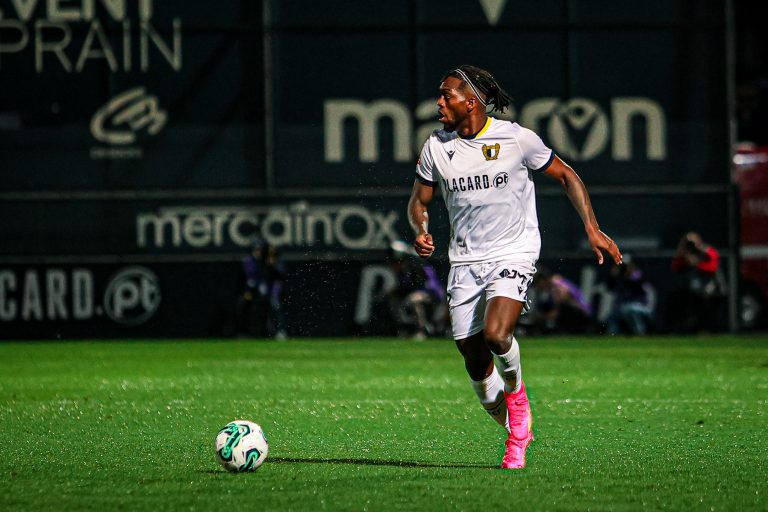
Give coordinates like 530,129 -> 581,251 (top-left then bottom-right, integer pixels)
453,69 -> 487,106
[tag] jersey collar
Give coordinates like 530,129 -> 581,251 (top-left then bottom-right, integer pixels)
459,116 -> 492,140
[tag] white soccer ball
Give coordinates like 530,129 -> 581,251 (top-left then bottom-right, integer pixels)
214,420 -> 269,472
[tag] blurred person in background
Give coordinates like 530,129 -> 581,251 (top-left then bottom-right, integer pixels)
605,254 -> 655,335
237,239 -> 287,339
525,267 -> 595,335
383,240 -> 447,340
408,64 -> 622,469
666,231 -> 726,333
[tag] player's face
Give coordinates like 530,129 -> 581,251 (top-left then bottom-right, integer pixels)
437,77 -> 468,131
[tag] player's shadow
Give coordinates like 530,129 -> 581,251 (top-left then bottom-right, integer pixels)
268,456 -> 495,469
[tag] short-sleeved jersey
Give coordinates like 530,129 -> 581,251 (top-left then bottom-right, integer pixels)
416,117 -> 554,265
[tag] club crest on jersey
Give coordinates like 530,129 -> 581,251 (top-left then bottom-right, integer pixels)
482,143 -> 500,161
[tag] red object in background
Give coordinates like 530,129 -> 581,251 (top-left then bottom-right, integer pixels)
734,145 -> 768,244
732,144 -> 768,327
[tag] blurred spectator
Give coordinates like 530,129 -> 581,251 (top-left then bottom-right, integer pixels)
665,232 -> 726,333
525,268 -> 595,335
237,239 -> 287,339
605,254 -> 656,335
383,240 -> 447,340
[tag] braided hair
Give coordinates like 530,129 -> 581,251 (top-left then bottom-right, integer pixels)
442,65 -> 512,113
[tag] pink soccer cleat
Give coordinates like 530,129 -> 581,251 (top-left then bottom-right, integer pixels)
501,381 -> 534,469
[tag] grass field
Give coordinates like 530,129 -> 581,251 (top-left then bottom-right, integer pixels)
0,336 -> 766,511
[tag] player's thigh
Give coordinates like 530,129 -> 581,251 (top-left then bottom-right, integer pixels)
447,265 -> 486,339
485,296 -> 526,340
484,261 -> 536,339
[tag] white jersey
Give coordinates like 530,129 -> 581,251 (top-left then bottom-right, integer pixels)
416,117 -> 554,265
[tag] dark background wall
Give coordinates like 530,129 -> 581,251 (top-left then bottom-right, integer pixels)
0,0 -> 751,338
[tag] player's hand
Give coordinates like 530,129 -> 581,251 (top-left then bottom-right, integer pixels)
587,228 -> 622,265
413,233 -> 435,259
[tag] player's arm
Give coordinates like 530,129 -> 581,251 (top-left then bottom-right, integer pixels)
543,156 -> 622,265
408,179 -> 436,258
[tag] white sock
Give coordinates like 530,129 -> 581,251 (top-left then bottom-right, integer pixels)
495,337 -> 522,394
469,367 -> 509,431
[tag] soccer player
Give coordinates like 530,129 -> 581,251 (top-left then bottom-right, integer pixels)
407,65 -> 622,469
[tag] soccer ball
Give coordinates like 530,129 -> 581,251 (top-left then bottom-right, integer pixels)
214,420 -> 269,472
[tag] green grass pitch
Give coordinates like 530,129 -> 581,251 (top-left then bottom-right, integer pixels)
1,336 -> 766,511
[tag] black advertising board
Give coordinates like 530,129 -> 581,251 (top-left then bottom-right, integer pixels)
0,190 -> 729,258
270,0 -> 728,189
0,1 -> 265,191
0,0 -> 733,337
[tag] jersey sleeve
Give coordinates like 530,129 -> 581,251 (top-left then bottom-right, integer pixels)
415,138 -> 438,186
518,127 -> 555,172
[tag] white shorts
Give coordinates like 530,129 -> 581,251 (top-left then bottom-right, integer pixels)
447,260 -> 536,340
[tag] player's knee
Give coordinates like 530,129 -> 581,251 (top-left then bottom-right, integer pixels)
455,335 -> 492,379
463,355 -> 491,381
484,327 -> 514,353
